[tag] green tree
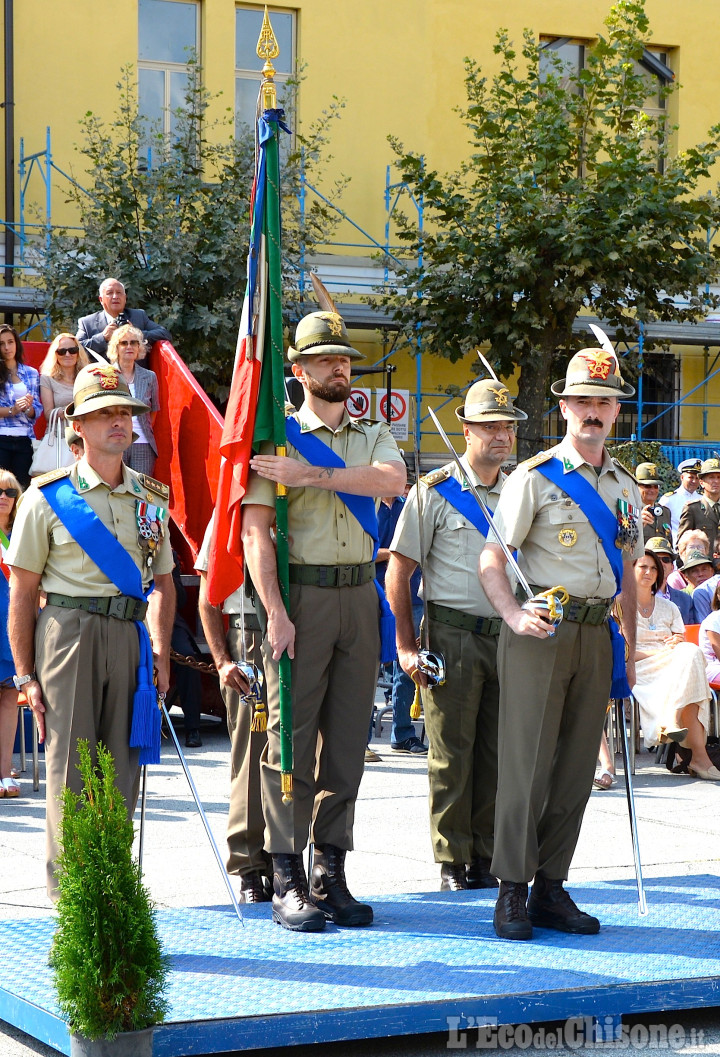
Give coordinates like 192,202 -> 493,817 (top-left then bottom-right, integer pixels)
39,62 -> 345,399
385,0 -> 720,457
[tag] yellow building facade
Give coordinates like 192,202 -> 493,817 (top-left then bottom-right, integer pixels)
3,0 -> 720,451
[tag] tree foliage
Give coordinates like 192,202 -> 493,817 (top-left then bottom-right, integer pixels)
384,0 -> 720,456
39,62 -> 345,399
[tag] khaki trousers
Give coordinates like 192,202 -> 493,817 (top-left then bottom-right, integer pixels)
261,581 -> 379,854
224,625 -> 268,876
422,618 -> 499,865
491,618 -> 612,883
36,606 -> 141,899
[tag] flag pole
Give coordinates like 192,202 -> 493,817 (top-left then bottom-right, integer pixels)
257,8 -> 293,802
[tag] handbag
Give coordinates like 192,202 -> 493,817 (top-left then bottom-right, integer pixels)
29,407 -> 74,477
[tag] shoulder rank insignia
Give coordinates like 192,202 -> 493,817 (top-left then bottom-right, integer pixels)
523,450 -> 554,472
421,466 -> 452,488
137,473 -> 170,502
33,466 -> 72,489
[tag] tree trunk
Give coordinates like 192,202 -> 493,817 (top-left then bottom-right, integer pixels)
515,349 -> 553,463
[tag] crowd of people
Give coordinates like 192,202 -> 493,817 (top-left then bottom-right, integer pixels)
2,288 -> 719,949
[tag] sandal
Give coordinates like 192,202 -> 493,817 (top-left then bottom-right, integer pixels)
1,777 -> 20,798
593,769 -> 615,790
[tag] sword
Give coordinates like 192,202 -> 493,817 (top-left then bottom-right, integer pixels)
410,396 -> 445,694
615,696 -> 648,915
427,406 -> 568,627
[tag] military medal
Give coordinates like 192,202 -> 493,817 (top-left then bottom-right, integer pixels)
558,528 -> 578,547
616,499 -> 639,553
136,500 -> 166,567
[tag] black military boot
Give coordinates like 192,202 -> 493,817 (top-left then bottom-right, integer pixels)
310,845 -> 374,926
239,869 -> 272,904
465,857 -> 499,890
440,863 -> 468,891
527,872 -> 600,934
493,881 -> 532,940
271,854 -> 326,932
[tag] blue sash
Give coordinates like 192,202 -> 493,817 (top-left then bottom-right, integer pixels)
533,456 -> 630,699
284,417 -> 395,663
434,474 -> 492,537
40,477 -> 161,764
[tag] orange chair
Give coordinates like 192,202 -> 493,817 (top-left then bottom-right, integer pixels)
684,623 -> 719,735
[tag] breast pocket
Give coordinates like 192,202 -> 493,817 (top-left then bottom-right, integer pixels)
547,503 -> 589,528
51,525 -> 75,547
447,513 -> 478,556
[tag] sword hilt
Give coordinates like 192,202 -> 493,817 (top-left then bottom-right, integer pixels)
522,586 -> 569,629
415,649 -> 446,687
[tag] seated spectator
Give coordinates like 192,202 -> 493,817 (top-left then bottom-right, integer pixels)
699,580 -> 720,684
645,536 -> 695,623
39,334 -> 89,419
0,471 -> 22,798
76,277 -> 171,360
667,529 -> 710,590
0,325 -> 42,488
681,551 -> 718,623
107,324 -> 159,476
631,552 -> 717,780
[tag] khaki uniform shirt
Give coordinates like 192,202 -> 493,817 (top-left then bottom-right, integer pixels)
243,404 -> 402,566
6,457 -> 172,594
677,495 -> 720,554
195,515 -> 245,615
391,455 -> 502,618
489,436 -> 643,599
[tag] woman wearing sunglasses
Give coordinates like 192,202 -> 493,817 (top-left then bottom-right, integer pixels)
39,333 -> 89,420
0,325 -> 42,488
107,323 -> 159,476
0,471 -> 22,797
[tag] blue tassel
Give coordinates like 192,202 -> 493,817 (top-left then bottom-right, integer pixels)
129,623 -> 161,763
608,616 -> 631,700
375,582 -> 397,665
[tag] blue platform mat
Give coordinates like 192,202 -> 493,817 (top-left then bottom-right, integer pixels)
1,876 -> 719,1055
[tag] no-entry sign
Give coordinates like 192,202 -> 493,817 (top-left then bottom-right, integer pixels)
346,388 -> 371,419
377,389 -> 409,440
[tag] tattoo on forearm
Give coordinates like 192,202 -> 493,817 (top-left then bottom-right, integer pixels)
318,467 -> 335,479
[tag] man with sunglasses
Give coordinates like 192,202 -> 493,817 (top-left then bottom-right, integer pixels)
386,379 -> 526,893
76,278 -> 171,360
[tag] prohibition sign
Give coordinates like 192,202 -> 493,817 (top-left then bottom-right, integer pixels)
347,389 -> 370,418
379,391 -> 407,423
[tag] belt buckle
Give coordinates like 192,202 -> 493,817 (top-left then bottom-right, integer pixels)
585,597 -> 603,606
336,566 -> 352,588
86,597 -> 101,615
107,595 -> 127,620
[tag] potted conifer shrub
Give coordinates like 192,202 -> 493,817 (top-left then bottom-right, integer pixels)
51,740 -> 168,1056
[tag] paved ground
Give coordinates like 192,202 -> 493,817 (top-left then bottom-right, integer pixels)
1,701 -> 719,1056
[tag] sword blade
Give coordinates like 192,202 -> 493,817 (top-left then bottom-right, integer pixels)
411,396 -> 431,652
427,407 -> 534,599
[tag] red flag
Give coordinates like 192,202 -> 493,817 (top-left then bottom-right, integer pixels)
206,284 -> 265,606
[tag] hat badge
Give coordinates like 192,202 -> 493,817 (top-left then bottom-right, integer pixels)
90,365 -> 120,390
318,312 -> 344,337
488,384 -> 509,407
579,349 -> 614,380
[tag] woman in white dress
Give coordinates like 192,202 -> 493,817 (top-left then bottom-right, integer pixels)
633,552 -> 718,780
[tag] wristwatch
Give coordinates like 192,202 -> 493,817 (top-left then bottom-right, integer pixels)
13,672 -> 37,690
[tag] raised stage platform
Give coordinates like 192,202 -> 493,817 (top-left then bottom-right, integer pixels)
1,875 -> 719,1056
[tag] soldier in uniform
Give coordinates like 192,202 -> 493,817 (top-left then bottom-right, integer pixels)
241,310 -> 406,932
196,516 -> 270,903
6,364 -> 175,898
479,348 -> 643,941
661,458 -> 702,545
678,457 -> 720,560
386,378 -> 526,892
635,462 -> 672,544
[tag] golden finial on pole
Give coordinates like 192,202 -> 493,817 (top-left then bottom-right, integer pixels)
257,5 -> 280,110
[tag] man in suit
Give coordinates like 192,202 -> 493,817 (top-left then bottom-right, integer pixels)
76,278 -> 171,360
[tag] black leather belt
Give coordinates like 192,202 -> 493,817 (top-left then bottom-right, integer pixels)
288,562 -> 376,588
46,592 -> 148,622
428,601 -> 502,637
